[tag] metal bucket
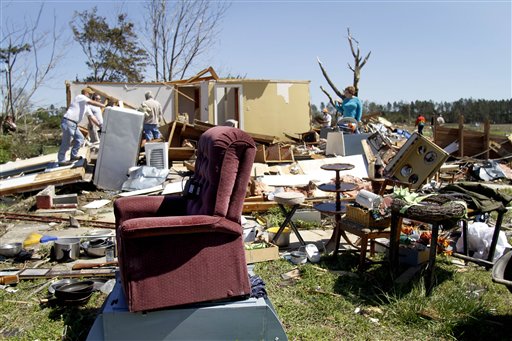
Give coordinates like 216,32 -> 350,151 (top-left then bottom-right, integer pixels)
267,227 -> 291,247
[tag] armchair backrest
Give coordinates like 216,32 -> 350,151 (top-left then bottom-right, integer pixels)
186,126 -> 256,223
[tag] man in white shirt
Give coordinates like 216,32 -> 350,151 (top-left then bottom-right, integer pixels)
58,88 -> 104,165
436,114 -> 445,126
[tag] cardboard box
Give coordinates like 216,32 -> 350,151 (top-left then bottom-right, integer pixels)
399,245 -> 430,266
244,242 -> 279,264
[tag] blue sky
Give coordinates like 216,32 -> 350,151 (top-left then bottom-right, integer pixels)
1,0 -> 511,109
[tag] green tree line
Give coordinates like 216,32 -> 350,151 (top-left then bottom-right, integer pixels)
364,98 -> 511,124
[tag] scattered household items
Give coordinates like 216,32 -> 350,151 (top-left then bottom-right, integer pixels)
114,126 -> 257,312
81,238 -> 115,258
53,280 -> 95,305
290,249 -> 308,264
48,279 -> 79,295
120,166 -> 168,192
471,160 -> 507,181
270,191 -> 306,246
267,226 -> 291,247
398,243 -> 430,266
455,222 -> 511,263
313,163 -> 358,255
492,251 -> 512,294
94,106 -> 145,190
355,189 -> 382,209
384,132 -> 449,189
439,182 -> 511,266
51,238 -> 81,262
390,189 -> 468,295
0,242 -> 22,257
245,241 -> 280,264
325,131 -> 344,156
305,243 -> 321,263
144,141 -> 169,169
23,232 -> 44,247
0,274 -> 20,285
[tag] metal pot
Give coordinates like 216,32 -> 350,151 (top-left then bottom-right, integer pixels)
53,238 -> 81,262
81,239 -> 114,258
0,242 -> 22,257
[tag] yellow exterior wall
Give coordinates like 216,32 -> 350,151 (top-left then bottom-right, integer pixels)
208,80 -> 311,141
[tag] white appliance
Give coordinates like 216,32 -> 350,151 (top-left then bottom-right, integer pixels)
145,142 -> 169,170
94,106 -> 144,190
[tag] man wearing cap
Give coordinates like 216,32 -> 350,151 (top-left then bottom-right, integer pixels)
142,91 -> 163,141
316,108 -> 332,128
57,88 -> 105,165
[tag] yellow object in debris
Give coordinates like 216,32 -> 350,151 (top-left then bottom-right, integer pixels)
23,232 -> 42,247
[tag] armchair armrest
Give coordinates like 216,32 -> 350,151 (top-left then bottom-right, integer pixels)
119,215 -> 243,239
114,195 -> 187,226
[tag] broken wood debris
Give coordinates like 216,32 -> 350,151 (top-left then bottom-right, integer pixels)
0,212 -> 115,229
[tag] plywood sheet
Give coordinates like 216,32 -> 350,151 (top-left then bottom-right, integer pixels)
261,155 -> 368,187
0,164 -> 86,195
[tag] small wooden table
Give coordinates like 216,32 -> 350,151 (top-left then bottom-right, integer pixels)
338,219 -> 390,271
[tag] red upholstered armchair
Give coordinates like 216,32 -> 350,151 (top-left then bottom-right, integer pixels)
114,126 -> 256,312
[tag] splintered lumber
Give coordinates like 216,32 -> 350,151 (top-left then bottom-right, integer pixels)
87,86 -> 137,109
255,144 -> 294,163
0,164 -> 86,195
17,267 -> 116,280
242,201 -> 278,214
0,153 -> 58,179
489,140 -> 511,158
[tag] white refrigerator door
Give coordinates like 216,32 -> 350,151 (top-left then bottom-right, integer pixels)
94,107 -> 144,190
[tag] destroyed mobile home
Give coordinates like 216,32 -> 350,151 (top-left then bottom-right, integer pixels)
1,76 -> 512,339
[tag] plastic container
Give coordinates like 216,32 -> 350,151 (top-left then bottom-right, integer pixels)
267,227 -> 291,247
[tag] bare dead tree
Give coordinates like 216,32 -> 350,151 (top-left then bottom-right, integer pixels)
143,0 -> 229,81
0,4 -> 65,124
346,28 -> 371,96
317,27 -> 371,102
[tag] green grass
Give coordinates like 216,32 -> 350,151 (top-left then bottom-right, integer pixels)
1,249 -> 511,340
0,279 -> 106,340
255,255 -> 512,341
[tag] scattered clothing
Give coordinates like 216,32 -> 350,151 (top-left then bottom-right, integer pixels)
249,275 -> 268,299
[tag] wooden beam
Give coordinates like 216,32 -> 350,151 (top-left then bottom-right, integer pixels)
86,86 -> 137,109
484,118 -> 490,160
458,115 -> 464,157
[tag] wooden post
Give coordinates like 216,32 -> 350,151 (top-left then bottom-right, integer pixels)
173,85 -> 179,122
458,115 -> 464,158
433,114 -> 438,143
484,118 -> 490,160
